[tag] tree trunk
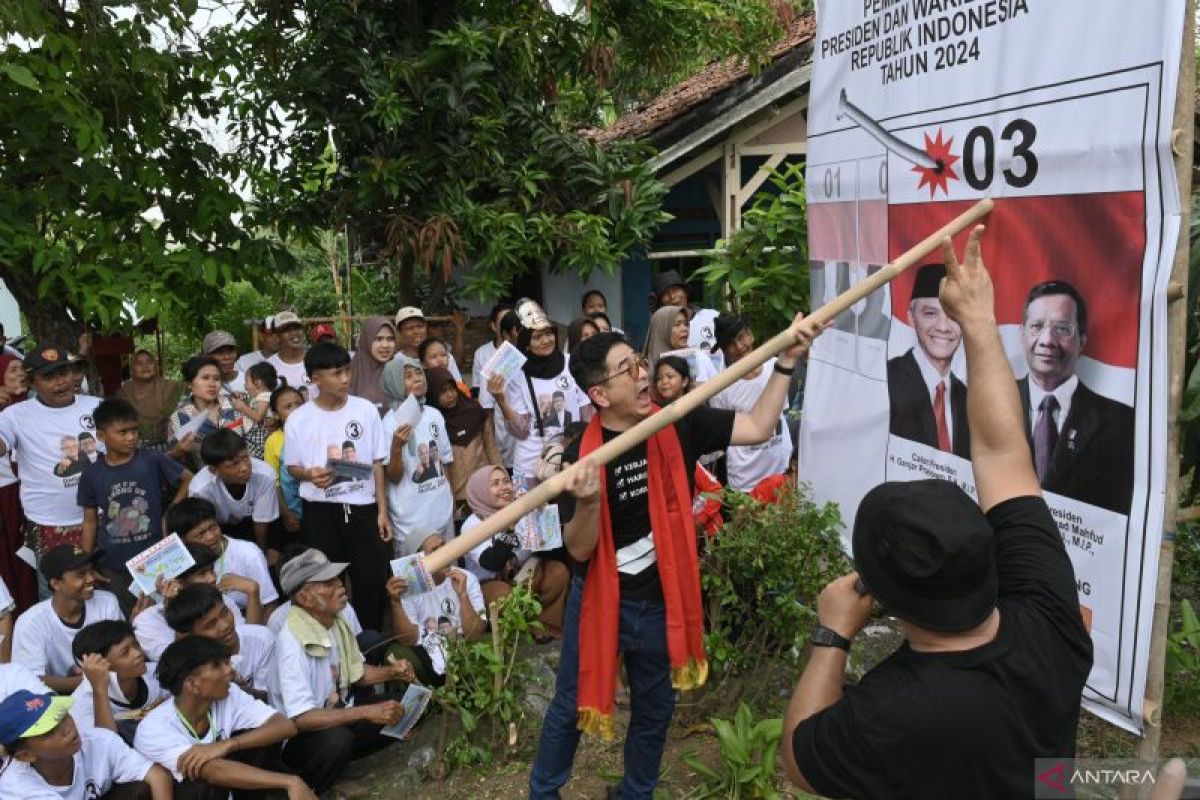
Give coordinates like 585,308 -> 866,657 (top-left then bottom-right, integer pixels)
426,262 -> 448,313
0,260 -> 80,348
399,258 -> 416,306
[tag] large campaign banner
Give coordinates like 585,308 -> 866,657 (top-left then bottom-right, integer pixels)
800,0 -> 1186,732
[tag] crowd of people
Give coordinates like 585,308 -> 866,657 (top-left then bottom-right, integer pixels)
0,237 -> 1111,799
0,272 -> 817,799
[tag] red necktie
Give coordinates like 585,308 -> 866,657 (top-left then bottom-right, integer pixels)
933,381 -> 951,452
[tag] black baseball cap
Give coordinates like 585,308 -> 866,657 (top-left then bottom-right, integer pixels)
40,544 -> 105,581
23,347 -> 81,377
852,480 -> 997,633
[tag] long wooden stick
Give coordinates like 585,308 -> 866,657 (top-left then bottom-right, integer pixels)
1135,0 -> 1193,766
423,197 -> 994,575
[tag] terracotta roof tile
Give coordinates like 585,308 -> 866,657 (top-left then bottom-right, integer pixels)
590,13 -> 817,144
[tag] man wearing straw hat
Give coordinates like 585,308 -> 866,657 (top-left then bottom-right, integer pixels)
781,228 -> 1093,798
528,312 -> 820,800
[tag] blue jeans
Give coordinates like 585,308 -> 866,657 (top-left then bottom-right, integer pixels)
529,577 -> 676,800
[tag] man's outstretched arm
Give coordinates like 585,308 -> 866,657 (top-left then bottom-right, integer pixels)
938,225 -> 1041,512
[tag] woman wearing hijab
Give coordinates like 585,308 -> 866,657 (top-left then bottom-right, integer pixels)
379,356 -> 455,552
642,305 -> 718,384
461,465 -> 569,636
425,367 -> 500,506
490,300 -> 591,481
0,352 -> 35,612
347,316 -> 397,415
116,349 -> 181,447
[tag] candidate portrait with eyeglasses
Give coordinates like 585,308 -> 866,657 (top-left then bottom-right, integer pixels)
1016,280 -> 1133,514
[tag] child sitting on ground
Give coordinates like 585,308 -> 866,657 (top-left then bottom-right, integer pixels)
69,619 -> 171,742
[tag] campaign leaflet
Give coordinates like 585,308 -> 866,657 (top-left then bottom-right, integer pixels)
390,554 -> 436,597
380,682 -> 434,740
126,534 -> 195,597
481,341 -> 527,384
515,504 -> 562,552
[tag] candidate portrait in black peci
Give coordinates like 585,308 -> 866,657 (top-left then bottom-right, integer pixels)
886,262 -> 971,458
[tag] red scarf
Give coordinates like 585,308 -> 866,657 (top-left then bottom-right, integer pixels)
576,411 -> 708,739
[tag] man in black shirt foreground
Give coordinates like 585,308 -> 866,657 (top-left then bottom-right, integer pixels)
530,317 -> 819,800
782,226 -> 1094,798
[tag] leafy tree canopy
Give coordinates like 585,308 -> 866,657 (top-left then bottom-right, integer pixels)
217,0 -> 802,308
0,0 -> 286,343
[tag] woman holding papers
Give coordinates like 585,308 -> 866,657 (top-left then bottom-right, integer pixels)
461,465 -> 569,637
167,355 -> 249,471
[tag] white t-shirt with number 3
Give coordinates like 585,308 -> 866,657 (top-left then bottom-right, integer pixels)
284,395 -> 388,506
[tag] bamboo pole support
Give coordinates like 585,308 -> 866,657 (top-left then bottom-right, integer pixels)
1135,0 -> 1194,775
422,198 -> 994,575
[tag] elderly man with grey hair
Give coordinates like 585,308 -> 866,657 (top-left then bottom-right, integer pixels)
272,548 -> 416,793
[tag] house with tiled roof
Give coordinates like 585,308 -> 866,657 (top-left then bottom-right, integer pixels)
539,14 -> 817,344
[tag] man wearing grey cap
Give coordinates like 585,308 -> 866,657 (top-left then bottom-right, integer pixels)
272,547 -> 415,793
782,228 -> 1092,798
203,330 -> 247,395
886,262 -> 971,458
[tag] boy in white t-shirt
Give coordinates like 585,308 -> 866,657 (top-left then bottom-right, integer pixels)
69,620 -> 170,743
0,690 -> 171,800
134,635 -> 310,797
284,342 -> 391,632
166,583 -> 274,700
389,532 -> 487,683
132,543 -> 246,660
190,428 -> 280,552
12,545 -> 123,694
167,497 -> 277,620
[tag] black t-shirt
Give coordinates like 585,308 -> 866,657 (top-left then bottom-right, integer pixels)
792,496 -> 1093,799
559,406 -> 735,602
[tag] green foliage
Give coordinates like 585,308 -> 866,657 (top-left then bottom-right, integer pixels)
215,1 -> 799,306
702,484 -> 847,674
436,584 -> 544,769
0,1 -> 286,342
682,703 -> 785,800
695,163 -> 809,340
1166,597 -> 1200,716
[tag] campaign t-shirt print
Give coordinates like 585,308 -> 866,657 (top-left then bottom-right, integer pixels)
54,414 -> 98,484
325,418 -> 368,496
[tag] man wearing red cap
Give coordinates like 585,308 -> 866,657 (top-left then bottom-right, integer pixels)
782,227 -> 1093,798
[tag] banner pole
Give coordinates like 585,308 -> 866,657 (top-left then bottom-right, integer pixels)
421,198 -> 993,576
1135,0 -> 1194,771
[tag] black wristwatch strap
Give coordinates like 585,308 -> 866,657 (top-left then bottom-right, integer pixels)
773,361 -> 796,377
810,624 -> 852,651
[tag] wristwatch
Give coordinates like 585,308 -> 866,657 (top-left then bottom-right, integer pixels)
810,624 -> 852,651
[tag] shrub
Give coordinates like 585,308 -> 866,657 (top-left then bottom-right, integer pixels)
435,583 -> 544,769
701,483 -> 847,675
682,702 -> 785,800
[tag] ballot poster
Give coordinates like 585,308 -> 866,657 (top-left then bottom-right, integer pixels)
799,0 -> 1186,732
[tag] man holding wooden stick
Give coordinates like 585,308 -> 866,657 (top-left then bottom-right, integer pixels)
781,226 -> 1094,798
528,314 -> 820,800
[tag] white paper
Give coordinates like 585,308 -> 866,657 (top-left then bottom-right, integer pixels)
125,534 -> 195,596
16,546 -> 36,569
380,683 -> 433,740
172,411 -> 213,442
394,395 -> 422,431
481,341 -> 527,384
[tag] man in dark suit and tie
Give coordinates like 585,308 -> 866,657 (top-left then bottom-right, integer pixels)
1017,281 -> 1133,514
887,263 -> 971,458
